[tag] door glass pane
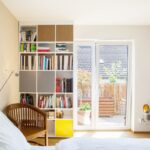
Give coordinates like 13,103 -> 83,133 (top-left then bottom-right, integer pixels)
97,45 -> 128,127
77,45 -> 92,127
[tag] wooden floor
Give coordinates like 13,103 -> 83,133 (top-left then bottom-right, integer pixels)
31,131 -> 150,146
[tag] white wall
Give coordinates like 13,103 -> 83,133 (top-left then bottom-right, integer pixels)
0,1 -> 19,110
75,25 -> 150,132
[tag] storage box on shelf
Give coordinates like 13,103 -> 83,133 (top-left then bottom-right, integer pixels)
19,24 -> 74,137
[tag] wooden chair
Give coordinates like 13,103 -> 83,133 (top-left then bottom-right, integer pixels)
5,103 -> 48,146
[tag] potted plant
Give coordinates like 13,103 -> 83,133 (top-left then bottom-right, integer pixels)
78,103 -> 91,125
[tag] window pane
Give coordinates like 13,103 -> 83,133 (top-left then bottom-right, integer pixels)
77,45 -> 92,127
97,45 -> 128,127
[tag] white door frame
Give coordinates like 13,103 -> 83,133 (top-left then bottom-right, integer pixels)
74,40 -> 133,130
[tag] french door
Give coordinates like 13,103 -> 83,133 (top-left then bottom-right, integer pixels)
74,41 -> 131,130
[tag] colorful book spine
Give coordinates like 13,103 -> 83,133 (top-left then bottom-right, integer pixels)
38,95 -> 55,108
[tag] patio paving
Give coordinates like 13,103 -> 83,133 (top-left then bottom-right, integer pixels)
97,115 -> 125,126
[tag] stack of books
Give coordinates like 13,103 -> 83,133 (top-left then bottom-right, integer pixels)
20,31 -> 37,42
38,46 -> 51,52
56,78 -> 73,93
20,94 -> 34,105
20,55 -> 36,70
56,54 -> 73,70
38,55 -> 55,70
56,95 -> 72,108
38,95 -> 55,108
56,43 -> 68,52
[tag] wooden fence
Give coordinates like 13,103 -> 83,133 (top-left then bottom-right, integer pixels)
78,83 -> 127,117
99,83 -> 127,116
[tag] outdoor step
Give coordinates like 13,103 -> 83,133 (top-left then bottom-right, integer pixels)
100,108 -> 114,111
99,110 -> 114,113
99,106 -> 114,109
99,102 -> 114,105
99,99 -> 114,101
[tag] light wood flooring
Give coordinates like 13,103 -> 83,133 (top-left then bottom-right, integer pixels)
31,131 -> 150,146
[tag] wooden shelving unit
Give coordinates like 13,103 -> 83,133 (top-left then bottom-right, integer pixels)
19,24 -> 74,137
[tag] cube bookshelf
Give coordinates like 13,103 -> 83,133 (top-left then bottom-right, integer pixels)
19,24 -> 74,137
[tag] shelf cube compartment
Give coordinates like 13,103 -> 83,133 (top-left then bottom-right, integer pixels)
55,120 -> 73,137
19,71 -> 36,92
37,71 -> 55,92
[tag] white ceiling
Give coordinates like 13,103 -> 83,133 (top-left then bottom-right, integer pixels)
2,0 -> 150,25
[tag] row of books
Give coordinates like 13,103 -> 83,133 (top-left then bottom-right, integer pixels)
38,55 -> 55,70
56,54 -> 73,70
20,94 -> 34,105
56,96 -> 72,108
20,43 -> 36,52
20,55 -> 36,70
38,95 -> 55,108
20,31 -> 37,42
56,78 -> 73,92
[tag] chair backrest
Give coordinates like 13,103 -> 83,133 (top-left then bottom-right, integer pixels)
5,103 -> 47,129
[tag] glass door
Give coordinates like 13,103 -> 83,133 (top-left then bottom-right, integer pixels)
75,41 -> 131,130
95,43 -> 131,129
75,43 -> 95,129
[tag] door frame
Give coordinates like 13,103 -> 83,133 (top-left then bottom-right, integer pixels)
74,40 -> 133,130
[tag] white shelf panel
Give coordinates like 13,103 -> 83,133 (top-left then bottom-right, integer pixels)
37,41 -> 55,44
20,70 -> 37,71
20,52 -> 37,54
37,70 -> 55,72
56,70 -> 73,71
20,92 -> 36,94
56,52 -> 73,54
20,41 -> 37,43
56,92 -> 73,94
56,41 -> 73,44
47,118 -> 55,121
37,52 -> 55,54
38,92 -> 55,94
56,108 -> 73,110
56,118 -> 73,120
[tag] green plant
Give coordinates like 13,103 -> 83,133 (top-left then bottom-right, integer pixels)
79,103 -> 91,111
104,61 -> 122,83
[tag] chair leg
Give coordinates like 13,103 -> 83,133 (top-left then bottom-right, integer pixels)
45,132 -> 48,146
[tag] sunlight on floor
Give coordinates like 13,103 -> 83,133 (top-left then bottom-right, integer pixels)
74,131 -> 126,138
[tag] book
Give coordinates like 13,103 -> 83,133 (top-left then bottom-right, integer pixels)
64,55 -> 68,70
59,55 -> 62,70
56,54 -> 73,70
38,49 -> 49,52
20,94 -> 34,105
31,43 -> 36,52
38,46 -> 50,52
56,95 -> 72,108
21,32 -> 26,42
56,77 -> 73,93
56,78 -> 61,92
38,55 -> 54,70
38,95 -> 55,108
